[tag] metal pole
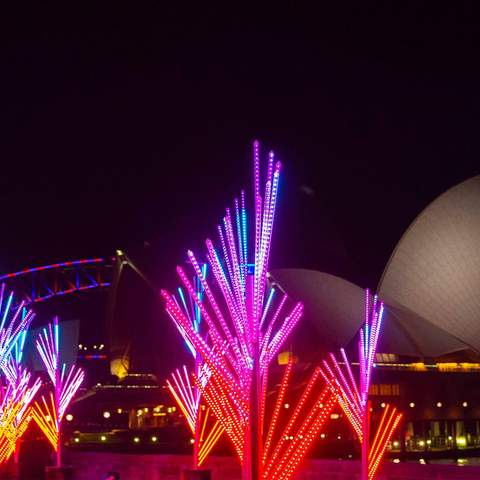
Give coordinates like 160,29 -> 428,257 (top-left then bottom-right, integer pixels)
193,357 -> 200,469
56,361 -> 62,468
249,337 -> 262,480
245,274 -> 262,480
56,432 -> 62,468
14,441 -> 20,464
361,401 -> 371,480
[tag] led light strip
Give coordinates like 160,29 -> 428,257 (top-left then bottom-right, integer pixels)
33,317 -> 84,466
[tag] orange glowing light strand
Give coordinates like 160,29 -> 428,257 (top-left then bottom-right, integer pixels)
0,292 -> 39,465
167,262 -> 226,468
0,410 -> 32,464
262,365 -> 338,480
163,142 -> 319,479
32,317 -> 84,468
320,291 -> 402,480
197,417 -> 224,466
167,365 -> 225,467
0,385 -> 36,463
263,355 -> 293,463
31,392 -> 58,449
0,397 -> 25,463
368,405 -> 402,480
0,362 -> 42,464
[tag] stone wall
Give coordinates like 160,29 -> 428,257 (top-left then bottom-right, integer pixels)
63,451 -> 480,480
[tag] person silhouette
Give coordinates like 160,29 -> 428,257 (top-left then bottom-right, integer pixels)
103,472 -> 120,480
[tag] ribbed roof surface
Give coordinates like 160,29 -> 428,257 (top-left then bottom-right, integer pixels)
270,269 -> 468,357
379,176 -> 480,352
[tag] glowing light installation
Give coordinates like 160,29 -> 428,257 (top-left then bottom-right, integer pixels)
167,264 -> 225,468
32,316 -> 85,467
167,366 -> 223,467
162,142 -> 334,479
262,356 -> 338,480
0,290 -> 40,464
0,285 -> 35,367
320,291 -> 402,480
0,362 -> 42,464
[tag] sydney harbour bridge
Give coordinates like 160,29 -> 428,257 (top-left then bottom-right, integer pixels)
0,250 -> 154,379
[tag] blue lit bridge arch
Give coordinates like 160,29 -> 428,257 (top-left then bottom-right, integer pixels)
0,252 -> 156,378
0,257 -> 112,307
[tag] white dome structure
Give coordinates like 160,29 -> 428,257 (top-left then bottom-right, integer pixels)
270,269 -> 467,358
379,176 -> 480,353
270,175 -> 480,359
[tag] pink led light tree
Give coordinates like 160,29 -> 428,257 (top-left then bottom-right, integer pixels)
162,141 -> 336,480
31,316 -> 85,468
167,366 -> 224,468
167,267 -> 226,469
320,291 -> 402,480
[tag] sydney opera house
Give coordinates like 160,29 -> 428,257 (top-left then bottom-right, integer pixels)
270,175 -> 480,459
55,175 -> 480,465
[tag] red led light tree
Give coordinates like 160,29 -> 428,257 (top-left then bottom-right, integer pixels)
320,291 -> 402,480
162,142 -> 337,480
261,356 -> 338,480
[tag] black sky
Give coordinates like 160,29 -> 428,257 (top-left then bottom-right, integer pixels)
0,3 -> 479,362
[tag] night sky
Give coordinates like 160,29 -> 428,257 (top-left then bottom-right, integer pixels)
1,4 -> 479,373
